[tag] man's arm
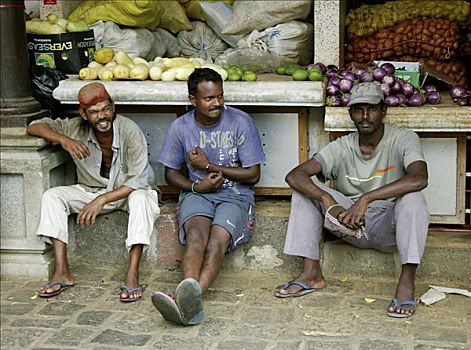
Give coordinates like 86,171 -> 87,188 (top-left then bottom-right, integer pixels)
188,146 -> 261,184
285,158 -> 338,210
27,122 -> 90,160
76,185 -> 134,227
165,167 -> 224,194
339,160 -> 428,228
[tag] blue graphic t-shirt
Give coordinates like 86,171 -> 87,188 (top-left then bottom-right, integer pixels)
158,106 -> 265,204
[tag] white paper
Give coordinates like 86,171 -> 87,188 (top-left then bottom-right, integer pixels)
430,285 -> 471,298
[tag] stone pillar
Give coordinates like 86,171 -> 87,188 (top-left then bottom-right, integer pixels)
0,0 -> 41,124
0,0 -> 71,278
313,0 -> 346,67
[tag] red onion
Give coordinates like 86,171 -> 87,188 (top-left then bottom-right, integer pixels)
424,85 -> 437,93
391,81 -> 402,94
326,95 -> 341,106
380,83 -> 391,96
314,63 -> 327,74
326,70 -> 338,79
343,72 -> 357,82
458,98 -> 470,106
359,71 -> 374,82
340,94 -> 350,107
396,94 -> 407,105
382,75 -> 395,86
380,63 -> 396,75
407,94 -> 424,106
329,76 -> 341,87
426,91 -> 441,105
401,82 -> 415,97
339,79 -> 353,93
326,84 -> 340,96
373,68 -> 387,82
450,86 -> 467,100
385,95 -> 400,107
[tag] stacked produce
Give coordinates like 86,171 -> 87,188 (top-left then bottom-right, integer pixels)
26,14 -> 89,34
275,63 -> 325,81
450,86 -> 471,106
346,0 -> 469,37
325,62 -> 441,107
346,17 -> 460,62
345,0 -> 469,87
79,48 -> 228,81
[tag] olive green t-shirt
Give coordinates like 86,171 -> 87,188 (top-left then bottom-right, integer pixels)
314,124 -> 425,208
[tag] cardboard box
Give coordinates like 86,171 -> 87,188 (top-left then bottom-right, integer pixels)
375,61 -> 421,88
39,0 -> 82,21
27,30 -> 95,74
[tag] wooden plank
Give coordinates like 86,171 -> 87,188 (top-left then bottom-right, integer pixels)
298,108 -> 309,163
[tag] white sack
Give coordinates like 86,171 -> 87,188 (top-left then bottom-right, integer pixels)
177,21 -> 228,62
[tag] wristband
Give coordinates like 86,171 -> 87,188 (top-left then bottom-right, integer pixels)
191,182 -> 197,193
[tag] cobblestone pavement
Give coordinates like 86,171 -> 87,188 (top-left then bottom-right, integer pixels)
1,262 -> 469,350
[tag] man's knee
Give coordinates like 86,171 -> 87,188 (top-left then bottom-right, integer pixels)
396,192 -> 428,214
41,187 -> 68,207
206,228 -> 230,256
128,189 -> 159,213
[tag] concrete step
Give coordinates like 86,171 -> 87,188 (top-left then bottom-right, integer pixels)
68,199 -> 471,284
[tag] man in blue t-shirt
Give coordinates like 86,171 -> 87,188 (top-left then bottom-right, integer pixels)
153,68 -> 265,325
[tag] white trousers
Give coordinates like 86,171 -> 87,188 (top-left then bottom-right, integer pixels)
283,181 -> 429,265
36,184 -> 160,249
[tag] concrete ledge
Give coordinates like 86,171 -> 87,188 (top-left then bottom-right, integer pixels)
68,200 -> 471,283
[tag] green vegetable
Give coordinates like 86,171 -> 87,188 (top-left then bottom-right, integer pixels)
292,69 -> 309,81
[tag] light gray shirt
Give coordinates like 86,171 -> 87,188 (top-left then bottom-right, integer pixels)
30,114 -> 155,192
314,124 -> 425,208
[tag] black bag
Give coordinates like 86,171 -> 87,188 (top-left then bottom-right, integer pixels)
30,66 -> 68,118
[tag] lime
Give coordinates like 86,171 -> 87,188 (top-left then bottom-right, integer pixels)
276,64 -> 288,75
284,65 -> 302,76
242,71 -> 257,81
308,68 -> 323,81
228,72 -> 242,81
235,67 -> 244,76
292,69 -> 309,81
226,67 -> 238,75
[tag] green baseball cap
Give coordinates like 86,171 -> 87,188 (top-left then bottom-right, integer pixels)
348,82 -> 384,106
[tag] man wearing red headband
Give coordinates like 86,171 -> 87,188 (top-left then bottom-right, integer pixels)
27,82 -> 160,302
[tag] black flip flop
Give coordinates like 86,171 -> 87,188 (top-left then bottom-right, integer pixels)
37,280 -> 74,298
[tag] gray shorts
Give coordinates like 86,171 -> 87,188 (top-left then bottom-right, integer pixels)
177,192 -> 254,252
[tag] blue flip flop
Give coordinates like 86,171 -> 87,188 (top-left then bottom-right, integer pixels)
387,298 -> 419,318
37,280 -> 74,298
152,292 -> 185,325
175,278 -> 204,325
274,281 -> 321,298
120,285 -> 144,303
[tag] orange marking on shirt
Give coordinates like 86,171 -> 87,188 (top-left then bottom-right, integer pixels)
377,165 -> 396,173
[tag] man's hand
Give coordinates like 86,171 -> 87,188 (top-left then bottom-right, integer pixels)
61,137 -> 91,160
188,146 -> 209,171
337,196 -> 368,230
77,196 -> 106,228
195,172 -> 224,193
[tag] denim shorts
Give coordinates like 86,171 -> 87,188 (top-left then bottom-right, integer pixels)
177,192 -> 255,252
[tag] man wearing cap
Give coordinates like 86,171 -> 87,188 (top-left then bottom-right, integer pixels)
27,82 -> 160,302
274,82 -> 429,318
